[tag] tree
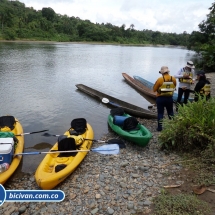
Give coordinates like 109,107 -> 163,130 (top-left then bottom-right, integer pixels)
41,7 -> 55,22
130,24 -> 135,30
188,2 -> 215,71
0,0 -> 14,31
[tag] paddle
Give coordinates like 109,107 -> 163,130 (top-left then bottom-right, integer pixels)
16,130 -> 49,136
14,144 -> 119,156
102,98 -> 121,107
42,133 -> 126,149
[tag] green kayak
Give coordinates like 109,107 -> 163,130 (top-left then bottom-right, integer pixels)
108,113 -> 152,147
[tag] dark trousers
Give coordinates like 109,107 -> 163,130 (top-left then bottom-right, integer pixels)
156,96 -> 174,131
177,87 -> 190,104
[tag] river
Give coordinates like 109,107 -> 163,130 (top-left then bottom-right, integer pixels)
0,42 -> 195,173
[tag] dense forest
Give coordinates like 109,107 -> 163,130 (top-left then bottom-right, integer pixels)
0,0 -> 215,71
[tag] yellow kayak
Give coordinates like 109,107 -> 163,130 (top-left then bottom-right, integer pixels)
0,116 -> 24,185
35,120 -> 94,190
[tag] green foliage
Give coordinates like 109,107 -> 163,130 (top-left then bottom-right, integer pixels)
188,2 -> 215,71
0,0 -> 189,45
153,192 -> 211,215
158,97 -> 215,152
41,7 -> 56,22
3,27 -> 16,40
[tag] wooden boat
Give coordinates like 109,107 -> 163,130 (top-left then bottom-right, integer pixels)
122,73 -> 156,98
0,116 -> 24,185
108,113 -> 152,147
35,120 -> 94,190
133,75 -> 194,102
76,84 -> 157,119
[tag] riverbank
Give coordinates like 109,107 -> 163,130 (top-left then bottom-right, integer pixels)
0,39 -> 185,49
1,73 -> 215,215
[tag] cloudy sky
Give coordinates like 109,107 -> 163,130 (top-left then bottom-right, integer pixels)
20,0 -> 214,34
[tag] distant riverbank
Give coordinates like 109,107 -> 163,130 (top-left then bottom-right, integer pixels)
0,39 -> 185,49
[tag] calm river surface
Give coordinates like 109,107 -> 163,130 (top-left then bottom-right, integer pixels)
0,42 -> 195,173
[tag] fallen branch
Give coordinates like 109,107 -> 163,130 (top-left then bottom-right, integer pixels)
207,188 -> 215,193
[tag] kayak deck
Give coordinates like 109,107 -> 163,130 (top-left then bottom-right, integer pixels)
0,117 -> 24,185
35,123 -> 94,190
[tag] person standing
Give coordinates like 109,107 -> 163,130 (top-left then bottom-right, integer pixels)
153,66 -> 177,131
174,61 -> 195,110
193,71 -> 211,102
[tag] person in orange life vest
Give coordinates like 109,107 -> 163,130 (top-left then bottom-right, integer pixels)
153,66 -> 177,131
174,61 -> 195,109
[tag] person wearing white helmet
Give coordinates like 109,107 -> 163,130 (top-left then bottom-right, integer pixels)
174,61 -> 195,110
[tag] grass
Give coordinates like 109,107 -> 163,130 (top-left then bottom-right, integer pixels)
152,192 -> 211,215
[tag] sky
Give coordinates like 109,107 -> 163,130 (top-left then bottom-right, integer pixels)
20,0 -> 214,34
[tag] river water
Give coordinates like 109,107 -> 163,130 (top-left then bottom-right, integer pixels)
0,42 -> 195,173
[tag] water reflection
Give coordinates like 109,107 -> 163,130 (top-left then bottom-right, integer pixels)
25,142 -> 53,150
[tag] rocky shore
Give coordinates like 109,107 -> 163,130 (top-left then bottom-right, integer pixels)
1,72 -> 214,215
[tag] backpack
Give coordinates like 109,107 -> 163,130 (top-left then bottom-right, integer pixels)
123,117 -> 139,131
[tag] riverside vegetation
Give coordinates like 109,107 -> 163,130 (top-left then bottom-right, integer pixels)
151,92 -> 215,215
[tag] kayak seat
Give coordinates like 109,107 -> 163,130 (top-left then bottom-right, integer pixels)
57,135 -> 78,157
110,108 -> 124,116
0,116 -> 16,131
71,118 -> 87,135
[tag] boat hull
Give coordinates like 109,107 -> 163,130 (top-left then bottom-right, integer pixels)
0,117 -> 24,185
133,75 -> 194,102
108,114 -> 152,147
76,84 -> 157,119
122,73 -> 156,98
35,123 -> 94,190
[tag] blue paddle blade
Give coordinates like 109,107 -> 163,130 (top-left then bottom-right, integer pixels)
15,151 -> 41,156
91,144 -> 119,155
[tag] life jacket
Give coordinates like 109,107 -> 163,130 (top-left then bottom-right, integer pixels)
179,68 -> 193,83
158,76 -> 175,96
200,84 -> 211,96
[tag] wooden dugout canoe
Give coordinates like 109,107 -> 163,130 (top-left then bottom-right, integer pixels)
133,75 -> 194,102
122,73 -> 156,98
76,84 -> 157,119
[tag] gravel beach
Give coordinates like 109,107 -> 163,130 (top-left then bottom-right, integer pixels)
1,72 -> 214,215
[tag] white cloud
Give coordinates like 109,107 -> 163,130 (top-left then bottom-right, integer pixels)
21,0 -> 213,33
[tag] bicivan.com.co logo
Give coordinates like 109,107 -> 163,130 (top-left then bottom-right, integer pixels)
0,184 -> 65,206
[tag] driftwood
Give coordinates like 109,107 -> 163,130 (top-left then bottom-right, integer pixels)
163,184 -> 182,188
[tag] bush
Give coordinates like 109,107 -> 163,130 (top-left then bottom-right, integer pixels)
158,96 -> 215,152
3,28 -> 16,40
